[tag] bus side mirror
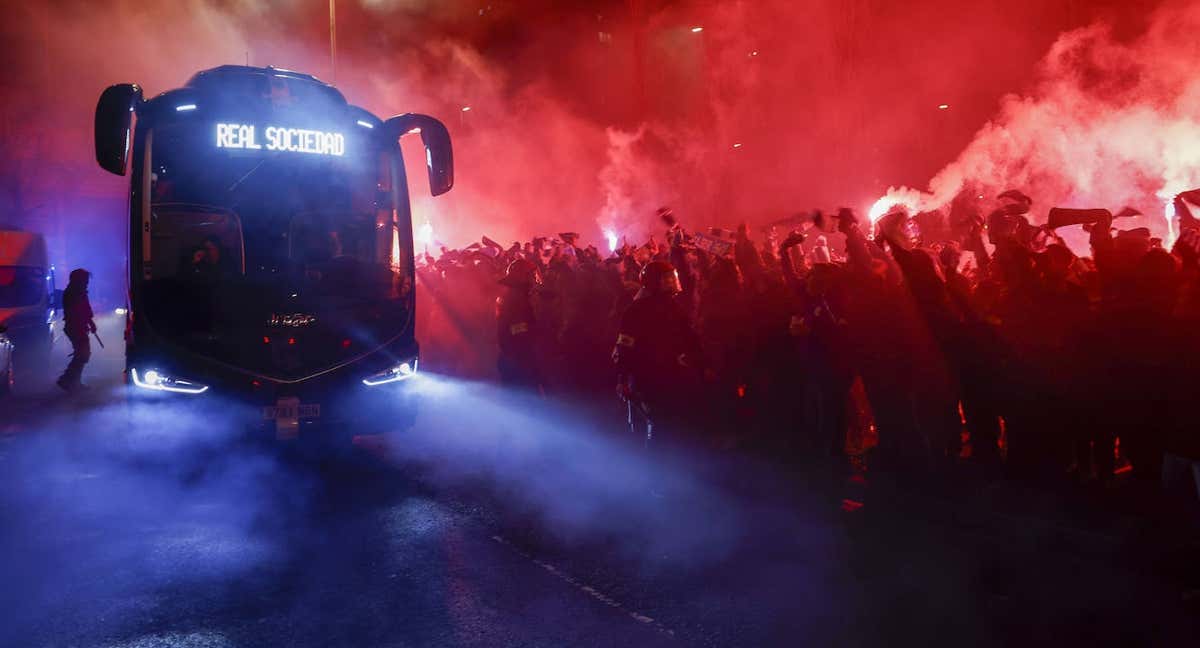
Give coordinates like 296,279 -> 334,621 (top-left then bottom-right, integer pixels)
383,114 -> 454,197
95,83 -> 143,176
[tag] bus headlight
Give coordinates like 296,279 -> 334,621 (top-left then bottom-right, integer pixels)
131,368 -> 210,394
362,358 -> 418,386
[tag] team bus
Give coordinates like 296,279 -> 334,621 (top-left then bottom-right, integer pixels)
94,65 -> 453,439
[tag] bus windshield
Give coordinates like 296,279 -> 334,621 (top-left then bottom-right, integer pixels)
148,123 -> 411,300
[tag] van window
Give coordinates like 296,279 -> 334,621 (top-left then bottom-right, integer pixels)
0,266 -> 45,308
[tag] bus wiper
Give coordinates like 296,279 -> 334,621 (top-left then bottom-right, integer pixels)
228,159 -> 268,193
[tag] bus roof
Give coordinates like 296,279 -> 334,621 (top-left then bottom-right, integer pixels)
135,65 -> 385,147
182,65 -> 348,106
187,65 -> 338,91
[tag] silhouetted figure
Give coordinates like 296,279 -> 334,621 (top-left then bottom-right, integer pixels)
495,258 -> 543,392
614,260 -> 706,453
57,269 -> 96,392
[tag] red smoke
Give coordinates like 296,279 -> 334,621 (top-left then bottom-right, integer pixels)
872,1 -> 1200,249
1,0 -> 1191,258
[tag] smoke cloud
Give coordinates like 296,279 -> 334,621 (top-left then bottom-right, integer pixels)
389,374 -> 753,562
878,1 -> 1200,246
1,0 -> 1189,265
0,392 -> 312,645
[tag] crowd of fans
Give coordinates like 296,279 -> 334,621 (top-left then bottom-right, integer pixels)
414,189 -> 1200,512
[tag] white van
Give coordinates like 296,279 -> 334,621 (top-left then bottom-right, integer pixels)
0,231 -> 57,382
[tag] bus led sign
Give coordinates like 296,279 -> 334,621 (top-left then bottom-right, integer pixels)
216,123 -> 345,156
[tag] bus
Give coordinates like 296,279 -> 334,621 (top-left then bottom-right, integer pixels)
94,65 -> 453,440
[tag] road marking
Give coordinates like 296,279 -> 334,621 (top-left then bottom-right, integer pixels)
490,534 -> 676,639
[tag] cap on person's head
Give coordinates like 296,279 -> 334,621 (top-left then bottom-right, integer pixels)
69,268 -> 90,284
1114,227 -> 1153,258
1117,227 -> 1152,240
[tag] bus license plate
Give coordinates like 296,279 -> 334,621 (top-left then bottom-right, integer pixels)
262,403 -> 321,419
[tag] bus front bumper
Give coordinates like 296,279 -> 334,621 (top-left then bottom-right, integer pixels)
126,365 -> 421,443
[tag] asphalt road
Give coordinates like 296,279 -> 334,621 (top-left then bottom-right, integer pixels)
1,318 -> 1198,646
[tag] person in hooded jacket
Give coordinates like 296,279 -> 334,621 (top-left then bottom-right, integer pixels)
57,268 -> 96,392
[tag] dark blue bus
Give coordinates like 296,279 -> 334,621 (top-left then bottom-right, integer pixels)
95,65 -> 453,440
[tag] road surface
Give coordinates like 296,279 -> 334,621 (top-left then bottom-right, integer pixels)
1,316 -> 1197,646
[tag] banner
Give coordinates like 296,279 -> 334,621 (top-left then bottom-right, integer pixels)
692,232 -> 734,256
